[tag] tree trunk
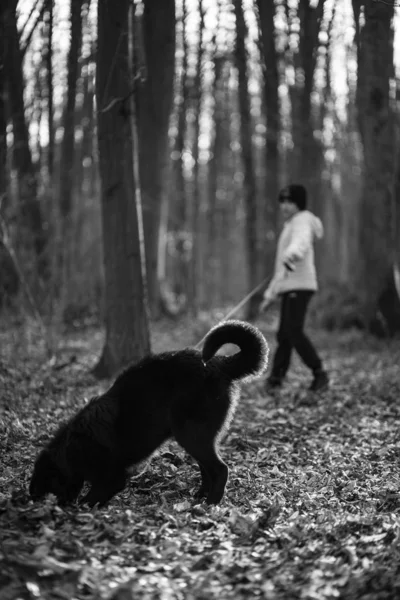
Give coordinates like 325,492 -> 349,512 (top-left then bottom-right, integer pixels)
234,0 -> 259,320
207,56 -> 225,308
169,0 -> 189,309
357,1 -> 398,333
137,0 -> 175,318
0,2 -> 19,307
45,0 -> 54,178
0,1 -> 7,209
73,50 -> 95,274
289,0 -> 325,207
256,0 -> 280,300
352,0 -> 364,147
94,0 -> 150,378
256,2 -> 279,225
76,55 -> 94,199
59,0 -> 84,286
393,132 -> 400,327
5,0 -> 46,275
187,0 -> 205,318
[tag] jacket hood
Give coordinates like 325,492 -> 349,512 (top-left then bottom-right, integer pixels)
294,210 -> 324,239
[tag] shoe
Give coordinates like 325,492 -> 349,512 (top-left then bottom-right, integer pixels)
265,375 -> 282,393
309,369 -> 329,392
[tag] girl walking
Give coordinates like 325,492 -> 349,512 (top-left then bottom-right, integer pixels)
261,184 -> 329,393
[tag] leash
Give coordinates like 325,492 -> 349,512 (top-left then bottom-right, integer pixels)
194,275 -> 271,350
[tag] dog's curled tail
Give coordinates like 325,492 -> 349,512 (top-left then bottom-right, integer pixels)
201,320 -> 269,381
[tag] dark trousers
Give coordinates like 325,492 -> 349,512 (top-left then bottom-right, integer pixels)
270,290 -> 322,380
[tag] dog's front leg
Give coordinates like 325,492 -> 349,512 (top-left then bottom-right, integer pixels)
59,477 -> 84,505
80,471 -> 128,508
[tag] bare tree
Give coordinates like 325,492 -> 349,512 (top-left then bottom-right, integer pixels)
354,0 -> 399,333
4,0 -> 47,275
256,0 -> 280,264
0,1 -> 7,209
94,0 -> 150,377
233,0 -> 259,319
187,0 -> 205,318
352,0 -> 364,147
59,0 -> 84,280
137,0 -> 176,318
289,0 -> 326,206
207,55 -> 225,308
169,0 -> 189,309
44,0 -> 54,178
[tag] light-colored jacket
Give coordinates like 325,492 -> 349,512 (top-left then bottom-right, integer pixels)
263,210 -> 324,303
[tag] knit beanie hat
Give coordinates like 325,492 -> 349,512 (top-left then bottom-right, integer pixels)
278,184 -> 307,211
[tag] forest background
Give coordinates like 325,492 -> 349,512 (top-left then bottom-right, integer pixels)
2,3 -> 400,600
1,0 -> 400,371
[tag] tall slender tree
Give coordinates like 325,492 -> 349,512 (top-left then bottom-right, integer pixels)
45,0 -> 54,178
59,0 -> 84,281
355,0 -> 399,332
0,0 -> 20,307
233,0 -> 259,319
94,0 -> 150,377
170,0 -> 189,307
207,55 -> 224,308
5,0 -> 47,275
256,0 -> 280,256
289,0 -> 326,206
137,0 -> 176,318
0,1 -> 7,210
187,0 -> 205,318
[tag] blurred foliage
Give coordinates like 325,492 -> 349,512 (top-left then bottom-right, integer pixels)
309,283 -> 365,332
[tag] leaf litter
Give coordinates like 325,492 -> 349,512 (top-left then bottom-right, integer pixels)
0,319 -> 400,599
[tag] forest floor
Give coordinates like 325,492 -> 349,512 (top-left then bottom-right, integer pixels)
1,313 -> 400,600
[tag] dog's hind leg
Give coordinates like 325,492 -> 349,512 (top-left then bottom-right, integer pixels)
174,428 -> 229,505
80,469 -> 128,508
198,451 -> 228,505
193,463 -> 211,500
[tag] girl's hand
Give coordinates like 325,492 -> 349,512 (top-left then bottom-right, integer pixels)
260,297 -> 272,312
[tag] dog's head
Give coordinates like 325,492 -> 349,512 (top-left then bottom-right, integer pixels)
29,449 -> 68,502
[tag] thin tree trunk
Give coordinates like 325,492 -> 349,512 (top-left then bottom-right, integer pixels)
0,2 -> 7,210
20,1 -> 47,59
45,0 -> 54,178
73,51 -> 95,274
137,0 -> 175,318
394,127 -> 400,315
187,0 -> 205,318
352,0 -> 364,147
357,1 -> 398,333
0,0 -> 21,307
299,0 -> 325,207
256,2 -> 279,220
233,0 -> 258,319
59,0 -> 84,286
94,0 -> 150,378
76,57 -> 94,199
170,0 -> 189,308
207,56 -> 224,309
288,0 -> 325,206
256,0 -> 280,292
5,0 -> 47,277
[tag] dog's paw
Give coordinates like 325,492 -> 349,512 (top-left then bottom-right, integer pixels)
193,486 -> 208,500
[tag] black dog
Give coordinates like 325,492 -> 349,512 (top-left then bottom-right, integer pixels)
29,320 -> 268,507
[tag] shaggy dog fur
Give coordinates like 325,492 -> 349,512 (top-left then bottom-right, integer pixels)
29,320 -> 269,507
